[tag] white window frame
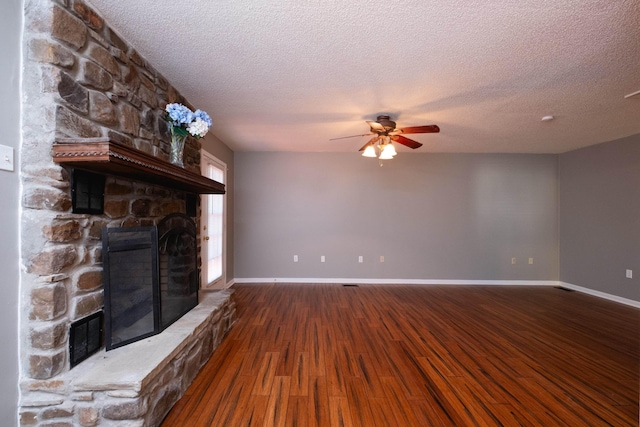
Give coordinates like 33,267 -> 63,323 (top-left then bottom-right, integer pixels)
200,149 -> 227,289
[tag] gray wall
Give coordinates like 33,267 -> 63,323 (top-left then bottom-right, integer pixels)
559,134 -> 640,301
234,152 -> 559,281
0,0 -> 21,423
201,134 -> 235,283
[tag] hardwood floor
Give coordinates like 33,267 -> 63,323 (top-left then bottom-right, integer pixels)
161,284 -> 639,426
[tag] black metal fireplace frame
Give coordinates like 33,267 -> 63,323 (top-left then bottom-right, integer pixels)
102,226 -> 160,350
102,214 -> 200,351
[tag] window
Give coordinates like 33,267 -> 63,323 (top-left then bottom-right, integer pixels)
200,150 -> 226,288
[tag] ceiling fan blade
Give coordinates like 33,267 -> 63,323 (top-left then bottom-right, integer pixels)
395,125 -> 440,134
366,120 -> 386,133
391,135 -> 423,149
329,133 -> 373,141
359,136 -> 379,151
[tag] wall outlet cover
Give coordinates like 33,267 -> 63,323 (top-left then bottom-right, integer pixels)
0,145 -> 14,172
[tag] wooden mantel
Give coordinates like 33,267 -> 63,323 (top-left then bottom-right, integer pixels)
52,137 -> 225,194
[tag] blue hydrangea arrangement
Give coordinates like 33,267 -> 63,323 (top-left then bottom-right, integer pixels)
165,103 -> 212,138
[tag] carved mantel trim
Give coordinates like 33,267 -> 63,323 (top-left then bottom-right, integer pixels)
53,137 -> 225,194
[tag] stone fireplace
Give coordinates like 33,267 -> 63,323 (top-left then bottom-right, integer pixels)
19,1 -> 235,425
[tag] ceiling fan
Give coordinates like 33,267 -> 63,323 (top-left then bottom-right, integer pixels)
331,115 -> 440,159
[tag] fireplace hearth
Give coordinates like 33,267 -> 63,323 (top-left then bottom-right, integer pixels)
102,213 -> 199,350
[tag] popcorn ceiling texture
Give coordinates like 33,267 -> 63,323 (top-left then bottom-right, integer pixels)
86,0 -> 640,153
20,1 -> 234,425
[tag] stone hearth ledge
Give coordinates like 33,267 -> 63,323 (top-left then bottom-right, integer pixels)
69,289 -> 234,394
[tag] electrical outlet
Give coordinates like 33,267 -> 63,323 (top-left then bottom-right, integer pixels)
321,255 -> 325,263
528,258 -> 534,265
380,255 -> 384,263
511,257 -> 517,265
293,255 -> 298,262
358,256 -> 363,263
626,269 -> 633,279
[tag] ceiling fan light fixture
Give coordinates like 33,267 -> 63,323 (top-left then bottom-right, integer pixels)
362,145 -> 377,158
379,144 -> 395,160
386,142 -> 397,157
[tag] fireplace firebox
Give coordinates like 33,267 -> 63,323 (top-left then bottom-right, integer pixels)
102,213 -> 199,350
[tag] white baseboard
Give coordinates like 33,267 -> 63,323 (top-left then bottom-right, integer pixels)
230,278 -> 640,308
232,278 -> 556,286
558,281 -> 640,308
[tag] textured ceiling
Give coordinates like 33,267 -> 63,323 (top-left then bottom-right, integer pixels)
86,0 -> 640,154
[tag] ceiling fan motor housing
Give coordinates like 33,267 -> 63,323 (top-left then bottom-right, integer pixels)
376,115 -> 396,132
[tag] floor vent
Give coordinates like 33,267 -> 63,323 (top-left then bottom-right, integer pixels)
342,284 -> 359,287
555,286 -> 574,292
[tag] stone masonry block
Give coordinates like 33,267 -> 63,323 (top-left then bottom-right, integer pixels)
38,422 -> 74,427
156,75 -> 168,91
22,164 -> 69,185
137,84 -> 157,108
88,219 -> 109,239
41,64 -> 63,94
133,139 -> 152,155
149,387 -> 180,427
23,186 -> 72,212
139,128 -> 155,140
42,403 -> 75,419
124,64 -> 140,92
29,245 -> 77,276
81,60 -> 113,91
88,45 -> 120,77
56,105 -> 102,138
129,93 -> 142,108
130,199 -> 151,217
73,1 -> 104,30
140,108 -> 155,131
29,38 -> 75,68
52,4 -> 87,50
91,246 -> 102,264
43,219 -> 81,243
29,350 -> 65,379
103,200 -> 128,218
119,103 -> 140,136
129,50 -> 145,67
158,200 -> 182,216
108,27 -> 128,52
88,28 -> 109,49
105,180 -> 133,196
112,81 -> 129,98
77,406 -> 99,426
76,268 -> 102,292
139,74 -> 155,91
107,130 -> 133,147
72,291 -> 103,319
89,90 -> 117,125
31,282 -> 67,320
30,320 -> 67,350
19,411 -> 38,426
102,398 -> 147,420
58,71 -> 88,112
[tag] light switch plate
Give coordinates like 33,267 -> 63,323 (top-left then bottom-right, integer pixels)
0,145 -> 14,171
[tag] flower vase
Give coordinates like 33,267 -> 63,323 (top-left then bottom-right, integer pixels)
169,128 -> 187,168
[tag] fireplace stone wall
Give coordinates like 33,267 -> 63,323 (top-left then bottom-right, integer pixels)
19,1 -> 234,425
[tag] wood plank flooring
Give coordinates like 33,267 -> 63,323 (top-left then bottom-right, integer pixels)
161,284 -> 639,426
